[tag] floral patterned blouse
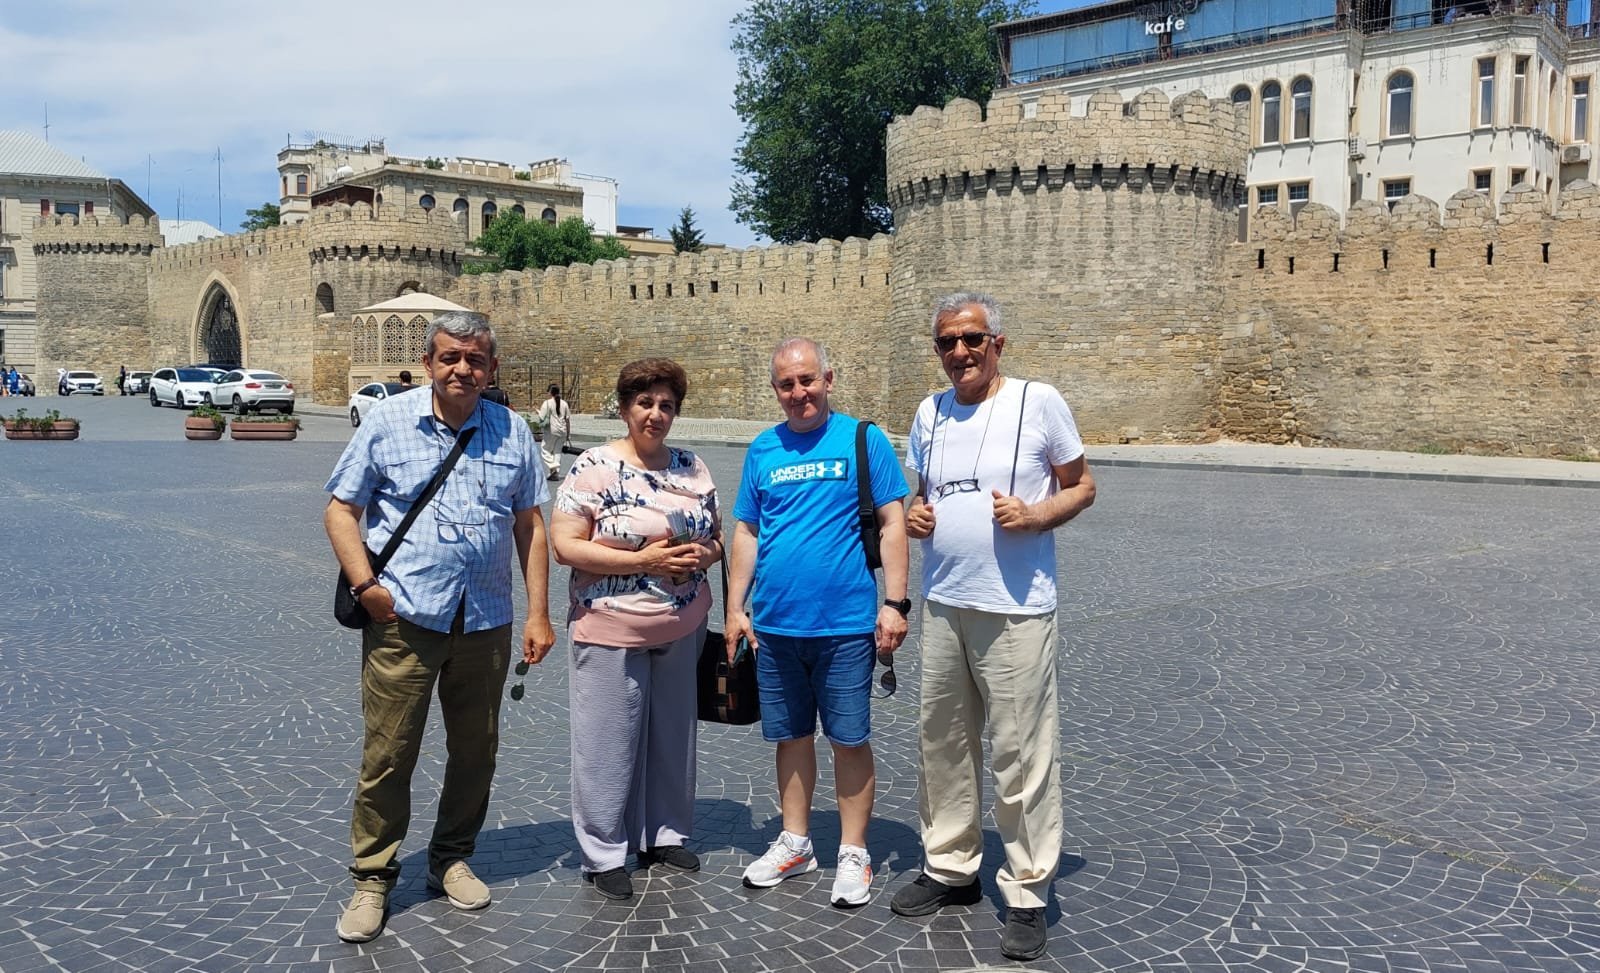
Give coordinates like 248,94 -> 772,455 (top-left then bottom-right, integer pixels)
555,443 -> 719,647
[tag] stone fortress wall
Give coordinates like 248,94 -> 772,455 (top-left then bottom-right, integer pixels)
27,88 -> 1600,457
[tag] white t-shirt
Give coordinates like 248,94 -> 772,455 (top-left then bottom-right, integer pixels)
906,378 -> 1084,614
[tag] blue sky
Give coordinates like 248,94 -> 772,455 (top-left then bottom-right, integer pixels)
1,1 -> 1098,248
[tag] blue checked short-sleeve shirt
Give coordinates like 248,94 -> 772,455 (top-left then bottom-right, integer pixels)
325,388 -> 547,633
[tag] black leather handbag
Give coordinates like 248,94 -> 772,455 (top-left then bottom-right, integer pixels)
334,427 -> 476,629
697,554 -> 760,725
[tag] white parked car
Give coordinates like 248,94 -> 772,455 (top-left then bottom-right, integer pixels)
62,370 -> 105,395
125,371 -> 153,395
348,382 -> 412,427
149,366 -> 221,408
211,369 -> 295,415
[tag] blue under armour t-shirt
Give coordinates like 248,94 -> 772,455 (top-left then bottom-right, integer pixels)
733,411 -> 908,637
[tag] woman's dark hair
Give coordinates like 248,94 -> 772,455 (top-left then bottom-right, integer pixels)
548,383 -> 561,398
616,358 -> 688,408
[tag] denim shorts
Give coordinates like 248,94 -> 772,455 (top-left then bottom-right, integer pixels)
754,631 -> 874,746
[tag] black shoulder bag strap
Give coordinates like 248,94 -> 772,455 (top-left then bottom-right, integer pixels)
856,420 -> 883,572
1009,382 -> 1030,497
371,424 -> 477,575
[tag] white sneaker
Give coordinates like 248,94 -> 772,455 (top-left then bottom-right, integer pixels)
742,831 -> 818,889
830,844 -> 873,908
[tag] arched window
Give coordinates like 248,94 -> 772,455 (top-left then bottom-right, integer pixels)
541,206 -> 558,223
1291,77 -> 1312,141
1230,85 -> 1251,106
1260,81 -> 1281,144
482,201 -> 497,229
281,176 -> 288,197
511,203 -> 526,217
453,198 -> 469,218
418,193 -> 435,212
1387,71 -> 1414,137
295,174 -> 308,195
315,283 -> 334,314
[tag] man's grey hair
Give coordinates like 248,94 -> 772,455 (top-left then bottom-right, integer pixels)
769,337 -> 831,383
425,310 -> 497,358
930,292 -> 1004,339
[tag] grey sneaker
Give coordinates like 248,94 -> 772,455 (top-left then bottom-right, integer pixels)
427,860 -> 491,910
741,831 -> 818,888
830,844 -> 873,908
889,872 -> 983,917
335,889 -> 388,943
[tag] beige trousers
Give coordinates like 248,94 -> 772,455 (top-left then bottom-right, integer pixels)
917,600 -> 1061,908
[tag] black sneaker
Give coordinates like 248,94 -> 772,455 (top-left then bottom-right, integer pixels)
1001,907 -> 1047,961
583,867 -> 633,900
638,846 -> 700,872
889,873 -> 983,917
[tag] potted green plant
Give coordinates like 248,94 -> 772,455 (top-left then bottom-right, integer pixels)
3,407 -> 79,441
523,412 -> 547,442
230,413 -> 301,441
185,404 -> 227,441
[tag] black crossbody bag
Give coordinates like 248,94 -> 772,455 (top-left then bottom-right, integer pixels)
334,426 -> 477,629
855,420 -> 882,571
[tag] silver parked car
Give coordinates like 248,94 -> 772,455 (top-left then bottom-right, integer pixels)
211,369 -> 296,415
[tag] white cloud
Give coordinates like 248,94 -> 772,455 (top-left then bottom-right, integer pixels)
0,0 -> 760,245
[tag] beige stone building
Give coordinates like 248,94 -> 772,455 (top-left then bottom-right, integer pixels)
0,130 -> 154,375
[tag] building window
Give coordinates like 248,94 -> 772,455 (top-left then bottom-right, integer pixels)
295,174 -> 308,195
282,176 -> 288,197
1511,167 -> 1527,186
1477,57 -> 1496,128
1260,81 -> 1281,145
1387,72 -> 1414,137
1290,78 -> 1312,141
40,199 -> 50,216
1256,185 -> 1279,208
55,202 -> 79,218
1230,85 -> 1251,108
1573,78 -> 1590,142
418,193 -> 435,212
1473,169 -> 1493,194
453,198 -> 469,218
316,283 -> 334,314
511,204 -> 526,217
541,206 -> 557,223
482,201 -> 497,229
1383,178 -> 1411,210
1513,56 -> 1528,126
0,261 -> 6,299
83,201 -> 93,215
1287,182 -> 1310,203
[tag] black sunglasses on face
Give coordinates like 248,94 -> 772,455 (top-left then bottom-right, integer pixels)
935,331 -> 995,354
510,660 -> 529,701
871,651 -> 897,699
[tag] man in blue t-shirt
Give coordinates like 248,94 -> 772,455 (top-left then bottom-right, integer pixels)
726,337 -> 910,909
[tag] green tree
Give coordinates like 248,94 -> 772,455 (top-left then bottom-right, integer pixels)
669,206 -> 707,253
468,211 -> 630,274
240,202 -> 280,231
730,0 -> 1030,243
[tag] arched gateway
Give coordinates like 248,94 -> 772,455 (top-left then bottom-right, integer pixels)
196,280 -> 242,366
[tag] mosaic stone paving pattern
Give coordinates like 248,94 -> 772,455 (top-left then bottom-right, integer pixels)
1,400 -> 1598,971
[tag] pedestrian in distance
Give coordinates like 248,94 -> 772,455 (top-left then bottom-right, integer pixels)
889,292 -> 1096,962
725,337 -> 911,908
323,310 -> 557,943
535,383 -> 571,480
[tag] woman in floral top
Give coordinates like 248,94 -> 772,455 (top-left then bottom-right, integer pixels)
550,358 -> 721,901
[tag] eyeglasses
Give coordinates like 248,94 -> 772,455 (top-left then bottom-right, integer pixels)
871,651 -> 897,699
509,660 -> 529,701
932,478 -> 980,500
934,331 -> 995,354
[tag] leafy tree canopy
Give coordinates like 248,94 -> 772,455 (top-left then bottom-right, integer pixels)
467,212 -> 630,274
240,202 -> 280,231
730,0 -> 1031,244
670,206 -> 706,253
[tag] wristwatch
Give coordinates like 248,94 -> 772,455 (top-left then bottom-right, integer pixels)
884,597 -> 912,618
349,577 -> 381,599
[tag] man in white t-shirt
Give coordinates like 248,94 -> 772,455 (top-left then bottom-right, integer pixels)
889,292 -> 1097,963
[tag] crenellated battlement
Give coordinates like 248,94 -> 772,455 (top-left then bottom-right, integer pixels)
33,213 -> 164,254
886,88 -> 1249,209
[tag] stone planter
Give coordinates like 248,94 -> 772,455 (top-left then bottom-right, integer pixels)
4,421 -> 79,441
184,416 -> 225,440
230,421 -> 298,441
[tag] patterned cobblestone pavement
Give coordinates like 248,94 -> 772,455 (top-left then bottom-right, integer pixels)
1,398 -> 1598,972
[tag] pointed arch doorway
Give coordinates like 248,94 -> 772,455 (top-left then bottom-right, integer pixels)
196,279 -> 243,367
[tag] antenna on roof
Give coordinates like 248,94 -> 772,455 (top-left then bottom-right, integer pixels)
43,102 -> 49,142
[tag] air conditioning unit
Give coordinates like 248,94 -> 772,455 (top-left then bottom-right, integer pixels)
1348,136 -> 1366,160
1561,143 -> 1592,164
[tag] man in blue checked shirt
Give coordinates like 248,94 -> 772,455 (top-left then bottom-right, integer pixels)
324,310 -> 556,944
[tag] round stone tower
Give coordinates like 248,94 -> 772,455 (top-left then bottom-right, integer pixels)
885,88 -> 1249,441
